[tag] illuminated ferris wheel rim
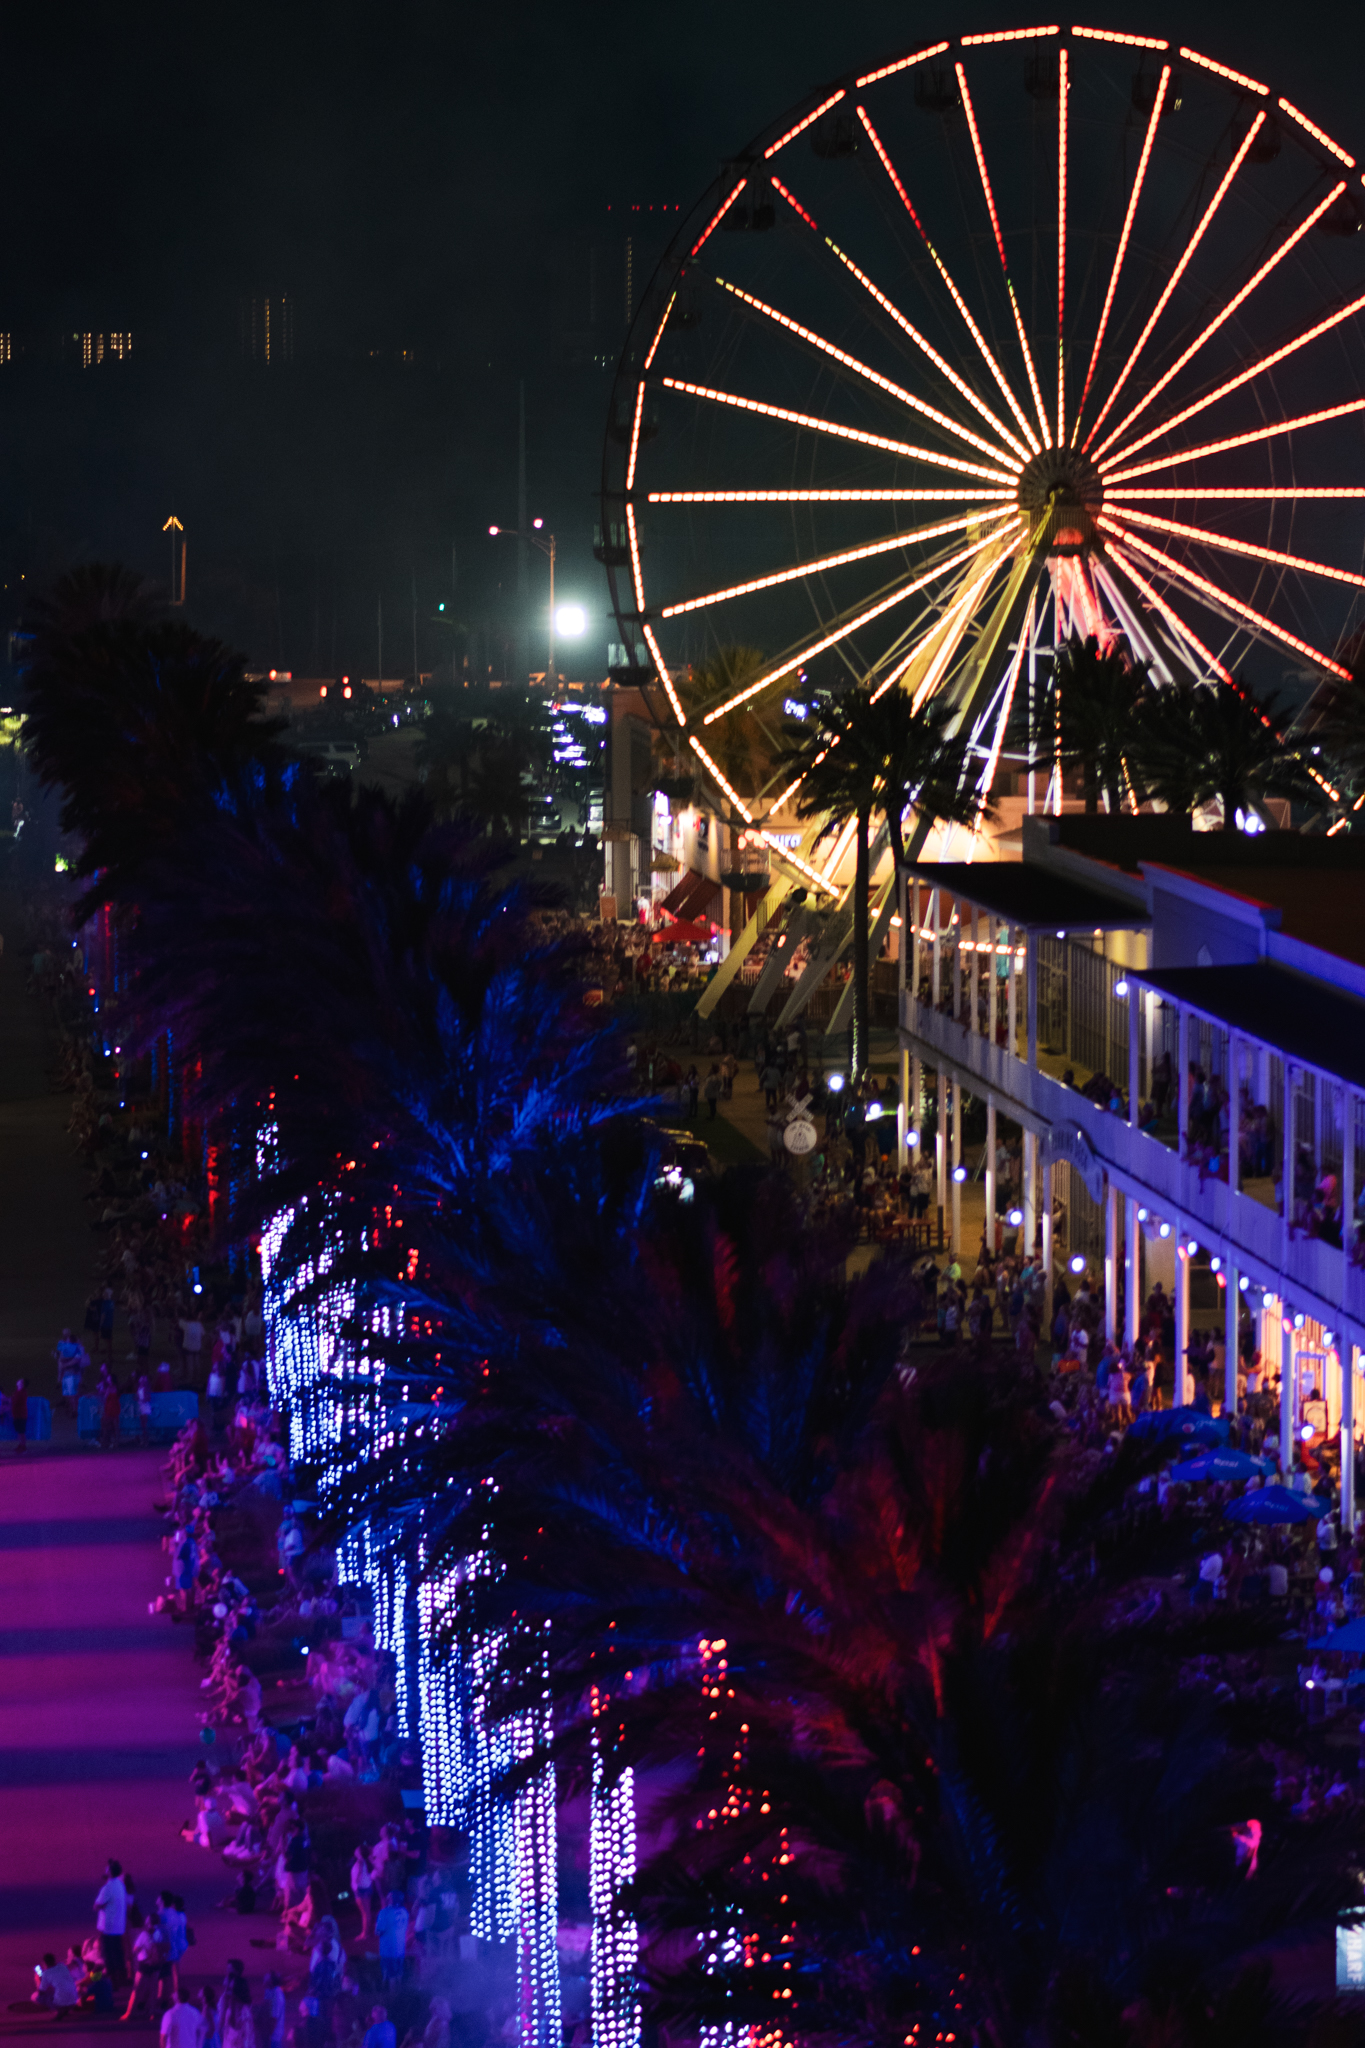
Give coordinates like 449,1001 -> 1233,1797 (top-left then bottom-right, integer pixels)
603,24 -> 1365,793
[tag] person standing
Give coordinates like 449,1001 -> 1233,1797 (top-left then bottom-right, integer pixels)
702,1065 -> 723,1121
99,1372 -> 122,1453
179,1312 -> 205,1385
374,1892 -> 409,1990
10,1377 -> 28,1455
95,1859 -> 129,1985
161,1985 -> 201,2048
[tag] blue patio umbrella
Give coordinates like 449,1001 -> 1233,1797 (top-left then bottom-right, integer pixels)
1173,1448 -> 1271,1482
1224,1484 -> 1317,1525
1308,1617 -> 1365,1653
1128,1410 -> 1226,1449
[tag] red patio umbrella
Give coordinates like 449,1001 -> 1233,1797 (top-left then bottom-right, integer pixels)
652,919 -> 711,945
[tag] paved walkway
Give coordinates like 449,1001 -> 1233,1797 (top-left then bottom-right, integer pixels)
0,895 -> 240,2035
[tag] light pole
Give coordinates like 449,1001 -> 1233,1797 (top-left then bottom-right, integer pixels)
489,519 -> 555,684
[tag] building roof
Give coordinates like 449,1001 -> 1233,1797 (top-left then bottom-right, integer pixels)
904,861 -> 1148,933
1137,963 -> 1365,1089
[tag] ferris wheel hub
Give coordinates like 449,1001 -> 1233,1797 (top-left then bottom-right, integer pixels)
1017,446 -> 1104,554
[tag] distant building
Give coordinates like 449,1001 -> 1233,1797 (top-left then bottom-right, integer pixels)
239,296 -> 294,363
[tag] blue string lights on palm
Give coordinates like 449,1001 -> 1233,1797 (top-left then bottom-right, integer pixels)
259,1196 -> 563,2048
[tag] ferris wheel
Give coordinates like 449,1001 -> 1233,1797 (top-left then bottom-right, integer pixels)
599,25 -> 1365,1011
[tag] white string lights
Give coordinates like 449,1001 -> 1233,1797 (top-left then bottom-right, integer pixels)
590,1691 -> 640,2048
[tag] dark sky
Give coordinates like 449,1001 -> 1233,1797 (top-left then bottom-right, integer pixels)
0,0 -> 1358,675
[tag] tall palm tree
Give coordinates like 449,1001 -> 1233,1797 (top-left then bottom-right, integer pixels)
1043,633 -> 1152,814
1135,679 -> 1324,830
20,572 -> 284,906
776,689 -> 987,1077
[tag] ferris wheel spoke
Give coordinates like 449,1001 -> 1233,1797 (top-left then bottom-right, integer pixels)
1096,518 -> 1353,677
854,105 -> 1045,455
1074,67 -> 1170,438
1101,287 -> 1365,467
1100,505 -> 1365,590
1103,399 -> 1365,483
820,230 -> 1034,462
1057,45 -> 1069,446
697,518 -> 1021,722
649,488 -> 1014,505
659,509 -> 1009,618
1082,112 -> 1268,453
657,376 -> 1018,483
1108,487 -> 1365,500
1093,181 -> 1348,460
712,276 -> 1022,468
954,62 -> 1051,448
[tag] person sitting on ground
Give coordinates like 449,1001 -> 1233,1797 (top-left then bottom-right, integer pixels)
33,1952 -> 79,2011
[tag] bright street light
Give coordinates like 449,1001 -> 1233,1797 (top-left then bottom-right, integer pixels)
555,603 -> 587,637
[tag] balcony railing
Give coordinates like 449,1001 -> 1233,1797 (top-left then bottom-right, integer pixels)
902,988 -> 1357,1330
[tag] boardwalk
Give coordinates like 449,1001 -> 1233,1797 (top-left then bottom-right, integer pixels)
0,900 -> 238,2033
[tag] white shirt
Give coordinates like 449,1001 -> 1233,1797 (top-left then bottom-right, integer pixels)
95,1875 -> 127,1933
162,2003 -> 201,2048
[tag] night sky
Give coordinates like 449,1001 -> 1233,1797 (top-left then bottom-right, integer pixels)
0,0 -> 1357,678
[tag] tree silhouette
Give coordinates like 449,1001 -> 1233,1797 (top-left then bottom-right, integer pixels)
1136,680 -> 1323,831
777,689 -> 987,1076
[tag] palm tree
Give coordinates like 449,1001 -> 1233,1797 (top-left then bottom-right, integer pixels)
678,647 -> 770,797
416,682 -> 552,819
1042,633 -> 1153,814
322,1160 -> 1358,2048
20,571 -> 284,906
776,689 -> 988,1077
1135,679 -> 1324,830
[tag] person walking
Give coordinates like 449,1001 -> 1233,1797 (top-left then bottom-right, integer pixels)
350,1844 -> 375,1940
95,1859 -> 129,1986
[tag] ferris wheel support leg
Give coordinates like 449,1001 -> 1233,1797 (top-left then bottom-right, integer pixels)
693,873 -> 795,1021
903,537 -> 1050,865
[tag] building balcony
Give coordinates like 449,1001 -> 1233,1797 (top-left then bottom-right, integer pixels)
902,987 -> 1359,1338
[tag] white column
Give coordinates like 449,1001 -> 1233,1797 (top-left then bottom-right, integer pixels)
1281,1312 -> 1295,1478
985,1100 -> 997,1260
1128,982 -> 1140,1129
936,1069 -> 947,1234
1344,1348 -> 1357,1535
1343,1087 -> 1356,1286
897,865 -> 908,1181
931,888 -> 942,1007
1224,1263 -> 1239,1420
1282,1060 -> 1294,1253
898,1044 -> 910,1171
988,918 -> 998,1046
1026,932 -> 1038,1069
911,1055 -> 922,1143
1175,1233 -> 1190,1406
1007,925 -> 1018,1058
1177,1007 -> 1189,1160
1024,1129 -> 1037,1262
951,1081 -> 962,1253
1104,1178 -> 1118,1340
1042,1159 -> 1054,1336
1125,1196 -> 1141,1348
1227,1035 -> 1241,1193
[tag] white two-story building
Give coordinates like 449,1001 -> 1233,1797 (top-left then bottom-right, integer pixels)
899,816 -> 1365,1525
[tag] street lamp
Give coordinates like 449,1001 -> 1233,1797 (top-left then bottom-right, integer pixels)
489,519 -> 559,684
